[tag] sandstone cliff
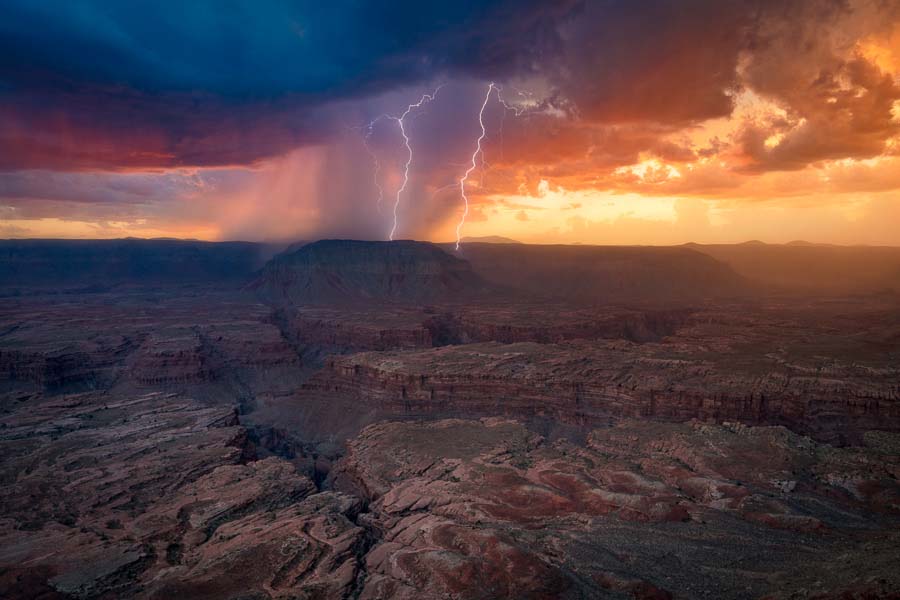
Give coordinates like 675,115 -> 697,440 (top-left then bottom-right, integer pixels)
303,340 -> 900,444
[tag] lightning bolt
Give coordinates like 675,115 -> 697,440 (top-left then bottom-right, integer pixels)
454,83 -> 537,250
390,87 -> 442,240
362,86 -> 443,240
456,82 -> 496,251
494,85 -> 529,165
362,124 -> 384,212
361,83 -> 530,246
496,86 -> 529,116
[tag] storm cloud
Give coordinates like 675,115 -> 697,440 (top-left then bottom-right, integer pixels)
2,0 -> 900,243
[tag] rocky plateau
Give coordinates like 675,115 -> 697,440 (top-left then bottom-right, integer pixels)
1,239 -> 899,599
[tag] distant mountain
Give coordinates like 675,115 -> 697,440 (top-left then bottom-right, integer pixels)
785,240 -> 836,247
8,238 -> 897,300
458,236 -> 522,244
250,239 -> 491,305
0,238 -> 267,289
448,242 -> 748,303
688,243 -> 900,294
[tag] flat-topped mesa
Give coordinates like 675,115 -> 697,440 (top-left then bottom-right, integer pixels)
250,239 -> 491,305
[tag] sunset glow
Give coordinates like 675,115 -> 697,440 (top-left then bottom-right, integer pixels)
2,2 -> 899,245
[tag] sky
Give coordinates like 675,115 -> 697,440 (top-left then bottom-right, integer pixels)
1,0 -> 900,245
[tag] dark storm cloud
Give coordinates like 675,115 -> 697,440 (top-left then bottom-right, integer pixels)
0,168 -> 250,205
0,0 -> 577,170
547,0 -> 753,124
1,0 -> 898,179
502,0 -> 900,176
0,1 -> 572,96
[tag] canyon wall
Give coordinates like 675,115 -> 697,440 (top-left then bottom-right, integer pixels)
303,342 -> 900,444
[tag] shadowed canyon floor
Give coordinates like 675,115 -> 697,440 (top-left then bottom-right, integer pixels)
1,239 -> 899,599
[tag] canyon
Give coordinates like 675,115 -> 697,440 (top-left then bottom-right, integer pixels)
1,239 -> 899,599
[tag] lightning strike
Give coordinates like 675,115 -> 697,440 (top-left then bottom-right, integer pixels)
362,86 -> 443,240
495,86 -> 528,116
362,124 -> 385,212
389,86 -> 442,240
362,82 -> 529,246
456,82 -> 496,251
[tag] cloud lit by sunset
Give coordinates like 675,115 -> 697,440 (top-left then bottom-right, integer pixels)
2,1 -> 899,245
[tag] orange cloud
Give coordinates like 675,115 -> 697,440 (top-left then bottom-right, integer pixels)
5,0 -> 900,247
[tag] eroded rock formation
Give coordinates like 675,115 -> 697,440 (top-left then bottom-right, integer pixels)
330,418 -> 900,599
304,338 -> 900,444
2,240 -> 899,598
3,389 -> 899,599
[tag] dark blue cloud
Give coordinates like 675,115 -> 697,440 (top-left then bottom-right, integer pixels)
0,0 -> 576,169
4,0 -> 896,174
0,1 -> 571,97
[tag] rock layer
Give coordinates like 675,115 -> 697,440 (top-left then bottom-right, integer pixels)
305,337 -> 900,444
4,389 -> 898,599
0,390 -> 367,600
